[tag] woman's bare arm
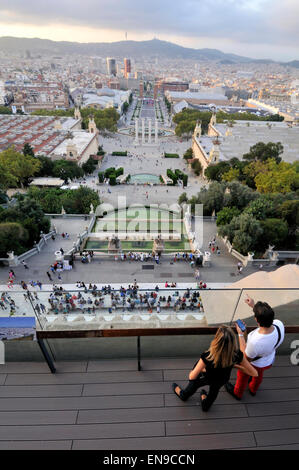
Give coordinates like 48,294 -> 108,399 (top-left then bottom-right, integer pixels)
234,356 -> 258,377
189,358 -> 206,380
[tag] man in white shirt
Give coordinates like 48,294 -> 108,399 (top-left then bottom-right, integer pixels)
225,296 -> 284,400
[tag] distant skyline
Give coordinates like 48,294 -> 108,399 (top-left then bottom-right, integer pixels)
0,0 -> 298,61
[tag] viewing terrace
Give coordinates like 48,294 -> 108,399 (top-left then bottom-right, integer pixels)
0,281 -> 298,450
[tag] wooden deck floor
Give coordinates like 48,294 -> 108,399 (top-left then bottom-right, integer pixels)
0,355 -> 298,450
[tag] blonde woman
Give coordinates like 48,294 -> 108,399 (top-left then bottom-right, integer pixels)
172,325 -> 258,411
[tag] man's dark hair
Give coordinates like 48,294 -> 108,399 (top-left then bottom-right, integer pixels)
253,301 -> 275,327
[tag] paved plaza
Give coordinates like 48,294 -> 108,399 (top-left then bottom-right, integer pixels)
0,105 -> 282,289
0,217 -> 276,287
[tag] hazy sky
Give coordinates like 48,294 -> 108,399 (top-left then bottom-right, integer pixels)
0,0 -> 298,61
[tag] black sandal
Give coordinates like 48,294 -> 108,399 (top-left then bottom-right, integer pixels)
200,389 -> 207,402
172,382 -> 182,399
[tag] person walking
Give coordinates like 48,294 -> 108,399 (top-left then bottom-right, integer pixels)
172,325 -> 257,412
22,260 -> 29,269
46,271 -> 52,282
225,296 -> 284,400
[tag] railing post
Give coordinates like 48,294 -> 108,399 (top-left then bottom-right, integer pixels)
37,339 -> 56,374
137,336 -> 141,371
230,288 -> 243,326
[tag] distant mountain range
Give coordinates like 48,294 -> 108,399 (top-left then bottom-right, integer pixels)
0,37 -> 298,67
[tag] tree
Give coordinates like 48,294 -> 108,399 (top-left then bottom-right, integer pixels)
254,159 -> 299,194
173,109 -> 212,135
268,114 -> 284,122
221,167 -> 240,182
178,192 -> 188,205
28,186 -> 100,214
223,181 -> 257,210
191,159 -> 202,176
244,196 -> 276,220
97,145 -> 105,156
0,162 -> 18,190
0,147 -> 41,187
0,222 -> 29,257
218,213 -> 263,255
243,142 -> 283,164
183,148 -> 193,160
61,186 -> 100,214
242,159 -> 269,188
80,107 -> 119,133
0,196 -> 50,248
35,155 -> 55,177
260,218 -> 289,249
279,199 -> 299,228
0,106 -> 12,115
52,160 -> 84,181
198,182 -> 226,215
216,206 -> 240,226
31,109 -> 74,117
204,162 -> 230,182
122,102 -> 129,114
82,157 -> 98,175
174,120 -> 196,137
22,143 -> 35,157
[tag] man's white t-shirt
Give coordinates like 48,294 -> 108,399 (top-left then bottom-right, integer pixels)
245,320 -> 285,368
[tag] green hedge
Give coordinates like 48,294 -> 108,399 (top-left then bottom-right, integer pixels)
102,167 -> 124,183
115,167 -> 124,178
167,169 -> 178,185
109,175 -> 117,185
164,152 -> 179,158
112,151 -> 127,156
104,167 -> 116,178
175,169 -> 184,179
166,169 -> 188,187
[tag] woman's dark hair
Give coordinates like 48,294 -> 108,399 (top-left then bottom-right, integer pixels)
253,301 -> 274,327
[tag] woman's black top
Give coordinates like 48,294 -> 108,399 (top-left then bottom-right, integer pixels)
199,350 -> 243,386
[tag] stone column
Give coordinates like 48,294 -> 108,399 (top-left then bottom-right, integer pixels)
148,118 -> 152,144
134,119 -> 139,144
155,119 -> 158,144
141,118 -> 145,144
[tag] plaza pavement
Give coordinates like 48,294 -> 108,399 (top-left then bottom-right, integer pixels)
0,118 -> 279,287
79,131 -> 205,208
0,217 -> 276,287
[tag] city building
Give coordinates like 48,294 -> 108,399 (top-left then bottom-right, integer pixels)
70,86 -> 131,114
8,82 -> 69,113
192,116 -> 227,172
139,80 -> 144,98
157,79 -> 189,93
213,119 -> 299,164
165,88 -> 229,106
247,98 -> 299,122
0,113 -> 98,166
106,57 -> 117,76
124,58 -> 131,78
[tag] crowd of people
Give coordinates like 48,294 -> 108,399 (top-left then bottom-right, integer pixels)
0,281 -> 206,318
45,283 -> 205,316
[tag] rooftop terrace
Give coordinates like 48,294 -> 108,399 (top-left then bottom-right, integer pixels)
0,354 -> 298,450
